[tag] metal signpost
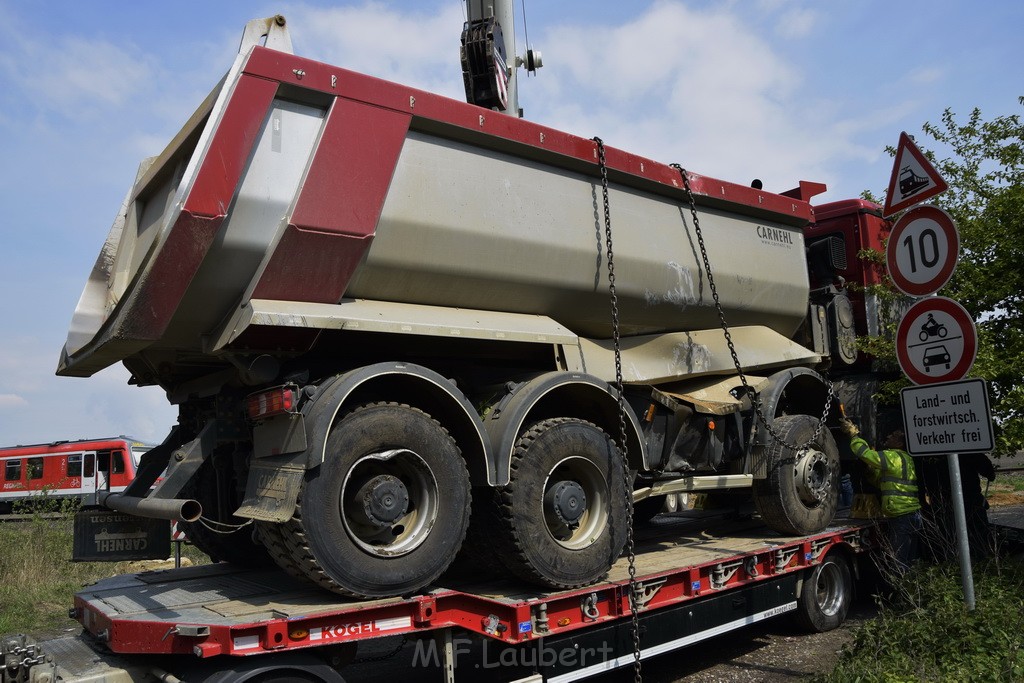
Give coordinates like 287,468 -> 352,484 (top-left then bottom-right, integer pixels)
885,135 -> 993,609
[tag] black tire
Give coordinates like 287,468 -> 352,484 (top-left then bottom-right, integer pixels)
492,418 -> 628,589
178,459 -> 272,565
254,521 -> 308,580
794,553 -> 853,632
753,414 -> 840,535
283,403 -> 470,598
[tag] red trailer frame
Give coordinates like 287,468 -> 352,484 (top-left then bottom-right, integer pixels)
54,515 -> 872,682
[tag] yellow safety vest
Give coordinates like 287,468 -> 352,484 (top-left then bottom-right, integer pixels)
850,437 -> 920,517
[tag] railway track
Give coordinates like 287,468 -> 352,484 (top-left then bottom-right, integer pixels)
0,512 -> 67,522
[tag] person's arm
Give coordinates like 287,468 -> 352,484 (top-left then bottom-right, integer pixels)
850,436 -> 882,469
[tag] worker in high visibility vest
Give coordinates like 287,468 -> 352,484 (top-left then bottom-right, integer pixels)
840,419 -> 922,572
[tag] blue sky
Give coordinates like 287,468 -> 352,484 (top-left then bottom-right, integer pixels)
0,0 -> 1020,446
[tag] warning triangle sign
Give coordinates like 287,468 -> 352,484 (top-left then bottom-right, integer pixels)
882,131 -> 948,217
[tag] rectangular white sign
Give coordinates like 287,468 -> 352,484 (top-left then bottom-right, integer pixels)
900,378 -> 993,455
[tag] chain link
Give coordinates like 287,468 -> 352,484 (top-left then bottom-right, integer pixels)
669,164 -> 835,450
593,137 -> 643,683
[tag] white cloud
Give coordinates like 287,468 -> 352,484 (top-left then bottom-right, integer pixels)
0,33 -> 154,117
774,8 -> 818,39
527,2 -> 821,190
0,394 -> 28,409
285,1 -> 466,100
906,67 -> 944,86
0,336 -> 176,446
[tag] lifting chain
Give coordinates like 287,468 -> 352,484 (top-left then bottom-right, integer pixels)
669,164 -> 835,451
593,137 -> 643,683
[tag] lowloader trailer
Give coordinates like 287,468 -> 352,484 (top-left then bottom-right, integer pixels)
2,514 -> 871,682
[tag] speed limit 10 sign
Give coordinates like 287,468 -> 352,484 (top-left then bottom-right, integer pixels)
886,205 -> 959,297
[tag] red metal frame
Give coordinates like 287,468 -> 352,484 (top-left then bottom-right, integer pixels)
111,44 -> 822,347
240,47 -> 817,224
74,523 -> 868,658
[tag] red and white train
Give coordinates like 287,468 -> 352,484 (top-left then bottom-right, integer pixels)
0,437 -> 153,512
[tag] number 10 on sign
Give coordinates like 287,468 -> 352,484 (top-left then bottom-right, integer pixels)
886,205 -> 959,298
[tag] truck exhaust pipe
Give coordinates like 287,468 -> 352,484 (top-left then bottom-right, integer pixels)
100,492 -> 202,523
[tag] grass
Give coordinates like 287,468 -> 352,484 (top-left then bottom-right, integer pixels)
0,503 -> 208,634
997,472 -> 1024,493
816,559 -> 1024,682
987,472 -> 1024,506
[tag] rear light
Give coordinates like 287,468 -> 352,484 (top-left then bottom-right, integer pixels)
246,385 -> 299,421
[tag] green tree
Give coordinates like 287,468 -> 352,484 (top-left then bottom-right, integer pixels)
868,98 -> 1024,455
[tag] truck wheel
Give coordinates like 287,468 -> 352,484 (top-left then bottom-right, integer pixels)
753,414 -> 839,535
288,403 -> 470,597
794,553 -> 852,632
494,418 -> 627,588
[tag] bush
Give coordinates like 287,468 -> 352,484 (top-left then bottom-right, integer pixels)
818,560 -> 1024,682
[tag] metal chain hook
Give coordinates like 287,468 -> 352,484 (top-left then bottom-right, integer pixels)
593,136 -> 643,683
669,164 -> 835,452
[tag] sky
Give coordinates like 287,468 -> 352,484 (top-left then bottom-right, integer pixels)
0,0 -> 1020,447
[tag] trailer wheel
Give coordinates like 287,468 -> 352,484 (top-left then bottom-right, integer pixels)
494,418 -> 627,588
289,403 -> 470,597
794,553 -> 852,632
753,414 -> 839,535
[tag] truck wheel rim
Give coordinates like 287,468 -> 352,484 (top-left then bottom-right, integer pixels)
815,561 -> 846,616
542,456 -> 608,550
340,448 -> 438,557
794,446 -> 831,507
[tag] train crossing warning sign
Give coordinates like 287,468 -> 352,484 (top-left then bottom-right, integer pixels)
883,132 -> 949,217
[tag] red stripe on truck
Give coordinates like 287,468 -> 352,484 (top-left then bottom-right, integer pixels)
125,75 -> 278,339
252,98 -> 410,303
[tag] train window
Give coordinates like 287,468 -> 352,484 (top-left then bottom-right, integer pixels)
68,454 -> 83,477
84,453 -> 95,478
5,460 -> 21,481
112,451 -> 126,475
27,457 -> 43,480
97,451 -> 110,473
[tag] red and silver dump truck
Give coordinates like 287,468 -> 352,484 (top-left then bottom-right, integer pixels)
52,9 -> 894,605
0,7 -> 909,682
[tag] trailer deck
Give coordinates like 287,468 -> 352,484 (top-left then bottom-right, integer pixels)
3,512 -> 873,682
73,513 -> 870,658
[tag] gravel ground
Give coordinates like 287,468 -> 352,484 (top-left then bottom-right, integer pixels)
611,600 -> 877,682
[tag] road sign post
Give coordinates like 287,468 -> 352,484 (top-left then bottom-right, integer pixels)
882,137 -> 979,609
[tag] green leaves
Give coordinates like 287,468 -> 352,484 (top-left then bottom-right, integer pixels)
819,562 -> 1024,681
